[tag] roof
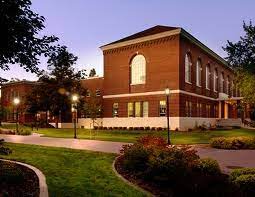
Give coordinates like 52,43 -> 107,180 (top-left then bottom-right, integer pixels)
101,25 -> 179,47
2,80 -> 36,87
100,25 -> 230,68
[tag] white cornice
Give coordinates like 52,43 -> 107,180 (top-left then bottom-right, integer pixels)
100,28 -> 181,51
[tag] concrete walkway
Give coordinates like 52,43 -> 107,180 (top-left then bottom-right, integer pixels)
1,134 -> 255,173
0,134 -> 129,154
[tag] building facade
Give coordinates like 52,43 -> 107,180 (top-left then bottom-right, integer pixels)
80,25 -> 243,130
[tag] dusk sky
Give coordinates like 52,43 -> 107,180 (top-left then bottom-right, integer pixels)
1,0 -> 255,81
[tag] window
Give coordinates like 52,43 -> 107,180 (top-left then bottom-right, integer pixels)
196,59 -> 202,87
214,68 -> 218,92
214,104 -> 219,118
135,102 -> 141,117
159,100 -> 166,116
127,102 -> 134,117
206,104 -> 211,118
96,89 -> 101,96
197,102 -> 202,117
220,73 -> 224,93
226,76 -> 230,95
185,101 -> 192,117
112,103 -> 118,117
206,64 -> 211,90
185,53 -> 192,83
130,54 -> 146,85
143,102 -> 149,117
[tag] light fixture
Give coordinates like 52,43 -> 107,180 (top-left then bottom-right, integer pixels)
72,94 -> 79,102
165,88 -> 170,96
13,98 -> 20,105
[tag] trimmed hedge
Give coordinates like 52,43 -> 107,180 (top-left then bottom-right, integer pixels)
230,168 -> 255,196
210,137 -> 255,149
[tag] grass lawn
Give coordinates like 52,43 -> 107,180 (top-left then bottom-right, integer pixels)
1,124 -> 255,144
0,143 -> 145,197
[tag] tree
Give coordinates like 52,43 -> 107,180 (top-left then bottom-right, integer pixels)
223,21 -> 255,73
223,21 -> 255,119
81,92 -> 102,127
0,78 -> 8,126
89,68 -> 96,77
26,46 -> 87,127
0,0 -> 58,73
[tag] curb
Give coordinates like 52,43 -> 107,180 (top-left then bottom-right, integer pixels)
0,159 -> 48,197
112,156 -> 154,197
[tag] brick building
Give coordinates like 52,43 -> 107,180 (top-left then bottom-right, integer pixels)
0,80 -> 36,123
80,25 -> 244,130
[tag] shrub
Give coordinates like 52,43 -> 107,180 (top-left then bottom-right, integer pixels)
17,129 -> 31,136
145,126 -> 150,131
230,168 -> 255,181
0,129 -> 15,135
0,161 -> 24,184
103,127 -> 108,130
122,127 -> 127,130
98,126 -> 103,130
233,174 -> 255,196
0,139 -> 12,155
210,137 -> 255,149
194,158 -> 221,175
137,135 -> 167,148
156,127 -> 163,131
94,126 -> 98,130
128,127 -> 133,131
150,127 -> 156,131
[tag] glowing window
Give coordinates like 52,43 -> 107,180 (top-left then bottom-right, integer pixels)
185,53 -> 192,83
196,59 -> 202,87
130,55 -> 146,85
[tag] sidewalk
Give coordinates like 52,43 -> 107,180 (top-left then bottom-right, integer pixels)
1,134 -> 255,173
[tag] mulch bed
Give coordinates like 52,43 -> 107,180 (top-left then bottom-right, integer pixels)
115,156 -> 173,196
0,160 -> 39,197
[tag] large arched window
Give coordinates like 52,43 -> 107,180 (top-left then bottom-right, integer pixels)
185,53 -> 192,83
130,54 -> 146,85
196,59 -> 202,87
214,68 -> 218,92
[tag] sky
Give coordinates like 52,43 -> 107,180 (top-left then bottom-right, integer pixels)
1,0 -> 255,81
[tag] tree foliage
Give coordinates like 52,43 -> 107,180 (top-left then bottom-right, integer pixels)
26,46 -> 86,124
223,21 -> 255,104
223,21 -> 255,73
0,0 -> 58,73
89,68 -> 96,77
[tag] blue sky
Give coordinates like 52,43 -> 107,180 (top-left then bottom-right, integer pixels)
1,0 -> 255,80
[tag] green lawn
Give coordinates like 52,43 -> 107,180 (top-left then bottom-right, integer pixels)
1,124 -> 255,144
0,143 -> 145,197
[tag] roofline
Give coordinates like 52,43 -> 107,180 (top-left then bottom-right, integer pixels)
100,28 -> 182,50
100,27 -> 230,69
180,28 -> 229,68
82,76 -> 104,81
2,80 -> 37,87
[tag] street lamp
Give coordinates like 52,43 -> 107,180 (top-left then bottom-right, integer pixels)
13,97 -> 20,134
165,88 -> 171,145
72,94 -> 79,139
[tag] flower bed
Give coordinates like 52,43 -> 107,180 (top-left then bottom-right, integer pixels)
115,136 -> 253,197
210,137 -> 255,149
0,160 -> 39,196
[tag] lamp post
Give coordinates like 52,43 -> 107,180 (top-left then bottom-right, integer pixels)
72,94 -> 78,139
165,88 -> 171,145
13,97 -> 20,134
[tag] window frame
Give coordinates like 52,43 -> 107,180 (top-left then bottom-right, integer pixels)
130,54 -> 146,85
196,59 -> 202,87
206,64 -> 211,90
185,53 -> 192,84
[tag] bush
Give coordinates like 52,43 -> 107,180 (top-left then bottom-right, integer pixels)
128,127 -> 133,131
119,136 -> 238,196
210,137 -> 255,149
233,174 -> 255,196
230,168 -> 255,181
0,161 -> 24,184
144,126 -> 150,131
17,129 -> 31,136
156,127 -> 163,131
0,139 -> 12,155
194,158 -> 221,175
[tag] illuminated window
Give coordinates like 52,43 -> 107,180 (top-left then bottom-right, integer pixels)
130,54 -> 146,85
143,102 -> 149,117
86,90 -> 91,97
135,102 -> 141,117
185,53 -> 192,83
206,104 -> 211,118
214,68 -> 218,92
159,100 -> 166,116
206,64 -> 211,90
112,103 -> 118,117
196,59 -> 202,87
197,102 -> 202,117
127,102 -> 134,117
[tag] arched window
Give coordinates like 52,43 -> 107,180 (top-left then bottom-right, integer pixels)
130,54 -> 146,85
206,64 -> 211,90
185,53 -> 192,83
214,68 -> 218,92
196,59 -> 202,87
